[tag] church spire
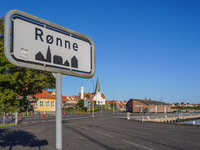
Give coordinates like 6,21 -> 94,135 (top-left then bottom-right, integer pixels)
95,77 -> 100,93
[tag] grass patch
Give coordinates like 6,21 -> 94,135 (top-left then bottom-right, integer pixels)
0,124 -> 17,128
62,107 -> 101,114
63,108 -> 87,114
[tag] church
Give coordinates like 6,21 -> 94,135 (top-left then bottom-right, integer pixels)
80,77 -> 105,105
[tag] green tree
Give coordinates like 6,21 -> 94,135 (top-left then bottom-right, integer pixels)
85,94 -> 90,100
76,99 -> 84,108
0,17 -> 55,113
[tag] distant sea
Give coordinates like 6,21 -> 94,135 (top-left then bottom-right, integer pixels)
184,112 -> 200,125
184,119 -> 200,125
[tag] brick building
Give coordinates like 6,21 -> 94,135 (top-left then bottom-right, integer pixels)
126,98 -> 171,113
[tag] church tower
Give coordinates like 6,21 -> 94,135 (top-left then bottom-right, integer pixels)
93,77 -> 105,105
95,77 -> 101,93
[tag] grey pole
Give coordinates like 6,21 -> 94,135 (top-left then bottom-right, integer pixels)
3,112 -> 5,125
113,91 -> 114,115
91,80 -> 94,118
53,73 -> 64,150
101,102 -> 102,117
15,111 -> 18,124
92,101 -> 94,117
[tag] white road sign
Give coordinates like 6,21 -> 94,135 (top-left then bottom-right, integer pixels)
4,10 -> 95,78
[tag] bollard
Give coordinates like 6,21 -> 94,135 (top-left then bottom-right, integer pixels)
64,112 -> 65,116
23,113 -> 24,120
19,113 -> 21,118
44,112 -> 46,117
31,111 -> 33,117
76,112 -> 77,115
80,112 -> 81,115
71,112 -> 72,116
85,112 -> 86,115
42,113 -> 43,119
1,113 -> 3,119
127,112 -> 130,120
54,112 -> 56,117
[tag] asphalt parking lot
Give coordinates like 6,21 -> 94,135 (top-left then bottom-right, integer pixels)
0,114 -> 200,150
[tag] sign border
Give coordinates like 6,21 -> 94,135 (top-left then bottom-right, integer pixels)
4,9 -> 95,78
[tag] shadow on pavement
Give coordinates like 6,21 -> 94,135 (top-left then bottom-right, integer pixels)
0,128 -> 48,150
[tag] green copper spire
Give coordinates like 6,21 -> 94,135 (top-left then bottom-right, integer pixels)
95,77 -> 100,92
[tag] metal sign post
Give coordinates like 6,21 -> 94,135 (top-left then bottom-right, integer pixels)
53,73 -> 65,150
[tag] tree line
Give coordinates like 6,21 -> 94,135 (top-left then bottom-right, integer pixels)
0,17 -> 55,113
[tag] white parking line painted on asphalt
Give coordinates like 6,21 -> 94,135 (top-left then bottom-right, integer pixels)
103,125 -> 200,146
73,125 -> 115,138
72,124 -> 155,149
95,130 -> 114,138
121,140 -> 154,150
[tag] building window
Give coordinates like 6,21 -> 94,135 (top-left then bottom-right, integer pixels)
40,101 -> 43,107
137,108 -> 140,111
51,101 -> 54,107
35,101 -> 38,107
46,101 -> 49,107
151,108 -> 154,111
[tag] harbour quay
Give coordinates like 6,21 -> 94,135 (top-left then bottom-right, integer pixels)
126,112 -> 200,124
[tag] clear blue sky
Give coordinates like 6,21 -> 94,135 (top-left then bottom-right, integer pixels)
1,0 -> 200,104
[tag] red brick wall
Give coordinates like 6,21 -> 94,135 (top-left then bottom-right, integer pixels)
132,100 -> 148,112
132,100 -> 172,113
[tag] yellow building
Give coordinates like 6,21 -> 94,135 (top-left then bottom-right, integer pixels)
32,90 -> 56,113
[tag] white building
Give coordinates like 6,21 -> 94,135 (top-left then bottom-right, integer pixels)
93,77 -> 105,105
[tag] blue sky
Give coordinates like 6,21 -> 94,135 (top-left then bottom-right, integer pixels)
1,0 -> 200,104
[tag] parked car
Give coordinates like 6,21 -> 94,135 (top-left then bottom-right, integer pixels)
172,111 -> 178,113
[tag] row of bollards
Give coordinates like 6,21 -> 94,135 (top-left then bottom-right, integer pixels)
1,111 -> 92,125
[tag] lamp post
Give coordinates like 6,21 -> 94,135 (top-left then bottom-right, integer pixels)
101,101 -> 102,117
90,80 -> 94,117
161,97 -> 163,113
113,91 -> 114,115
3,100 -> 5,125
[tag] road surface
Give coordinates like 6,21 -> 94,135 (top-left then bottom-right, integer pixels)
0,114 -> 200,150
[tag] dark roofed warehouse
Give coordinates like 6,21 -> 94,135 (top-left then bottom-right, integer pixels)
126,98 -> 171,113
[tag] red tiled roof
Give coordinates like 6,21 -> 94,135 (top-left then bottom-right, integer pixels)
101,93 -> 105,99
79,92 -> 106,100
62,102 -> 76,105
34,90 -> 56,99
47,91 -> 54,94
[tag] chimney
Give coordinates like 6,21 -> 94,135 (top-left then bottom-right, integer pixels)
149,98 -> 151,101
145,98 -> 147,101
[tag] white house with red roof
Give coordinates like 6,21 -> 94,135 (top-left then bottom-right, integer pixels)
77,77 -> 106,105
93,77 -> 105,105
